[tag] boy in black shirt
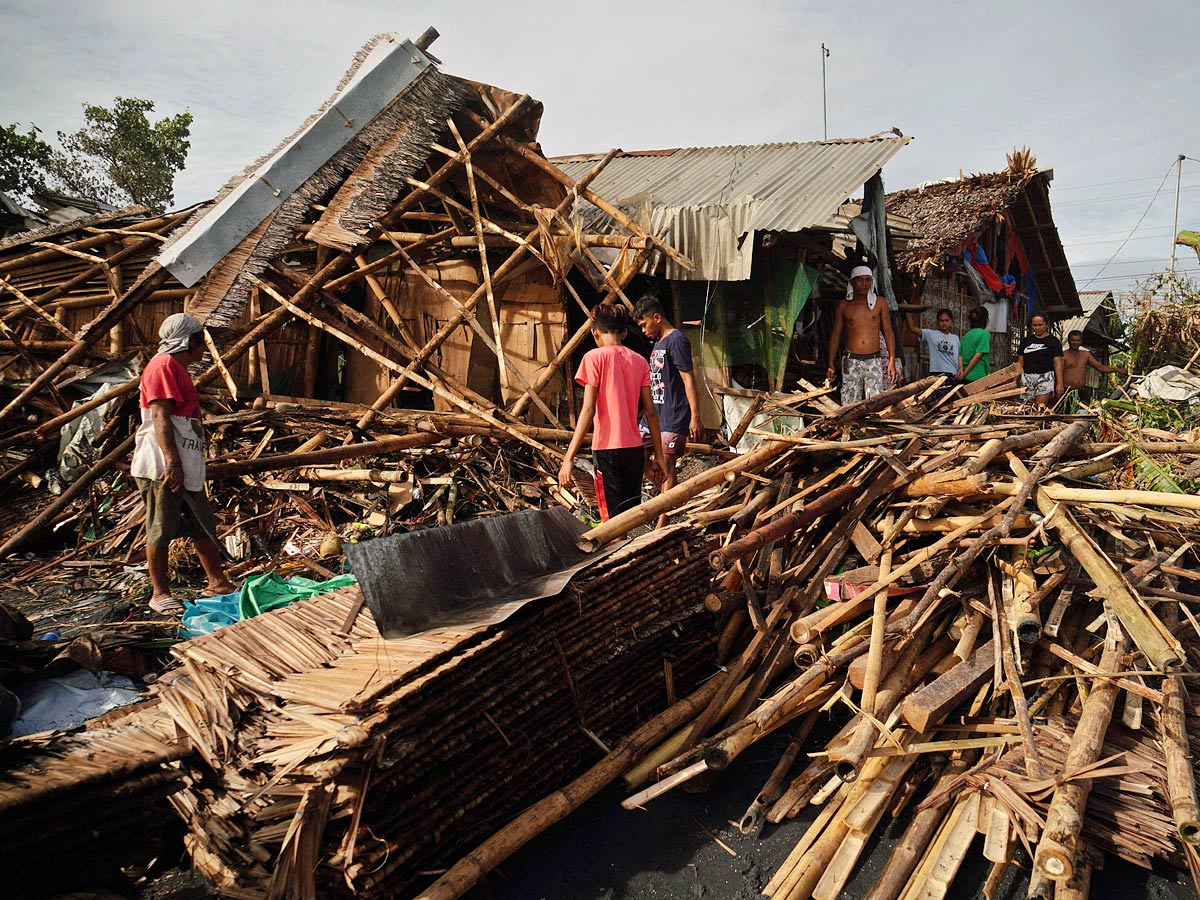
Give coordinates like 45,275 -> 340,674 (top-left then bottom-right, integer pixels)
634,296 -> 703,529
1016,312 -> 1064,406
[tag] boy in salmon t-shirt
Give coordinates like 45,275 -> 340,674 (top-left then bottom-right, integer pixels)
559,305 -> 667,521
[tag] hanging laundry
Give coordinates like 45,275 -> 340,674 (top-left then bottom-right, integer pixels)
961,240 -> 1006,293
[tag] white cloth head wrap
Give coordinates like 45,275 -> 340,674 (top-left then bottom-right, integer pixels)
158,313 -> 203,355
846,265 -> 878,310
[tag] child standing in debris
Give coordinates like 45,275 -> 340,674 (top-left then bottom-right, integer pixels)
559,305 -> 667,522
634,296 -> 703,529
904,307 -> 962,381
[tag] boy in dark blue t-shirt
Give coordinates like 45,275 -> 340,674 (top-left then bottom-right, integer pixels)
634,296 -> 704,528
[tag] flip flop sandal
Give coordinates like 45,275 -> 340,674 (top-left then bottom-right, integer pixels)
149,596 -> 186,616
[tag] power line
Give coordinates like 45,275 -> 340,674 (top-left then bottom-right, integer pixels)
1080,161 -> 1178,288
1054,169 -> 1200,192
1071,255 -> 1180,269
1063,230 -> 1176,248
1083,269 -> 1200,283
1056,184 -> 1200,207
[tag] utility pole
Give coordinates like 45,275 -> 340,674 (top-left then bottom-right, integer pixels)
1170,154 -> 1185,273
821,43 -> 830,140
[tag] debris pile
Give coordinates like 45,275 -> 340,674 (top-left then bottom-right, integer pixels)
411,373 -> 1200,900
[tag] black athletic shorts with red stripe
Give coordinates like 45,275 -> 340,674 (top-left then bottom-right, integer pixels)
592,446 -> 644,521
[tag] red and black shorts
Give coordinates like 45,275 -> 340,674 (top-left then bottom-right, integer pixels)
592,446 -> 644,522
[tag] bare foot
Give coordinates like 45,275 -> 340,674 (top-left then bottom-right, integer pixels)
207,579 -> 237,595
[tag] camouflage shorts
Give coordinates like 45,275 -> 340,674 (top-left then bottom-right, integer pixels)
840,354 -> 886,405
1021,371 -> 1055,400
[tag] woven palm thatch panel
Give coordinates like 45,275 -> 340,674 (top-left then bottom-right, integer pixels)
306,74 -> 474,252
158,524 -> 717,898
190,67 -> 467,328
887,171 -> 1036,275
0,702 -> 188,896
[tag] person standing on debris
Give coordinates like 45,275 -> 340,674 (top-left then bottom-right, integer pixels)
559,305 -> 667,522
1062,330 -> 1127,397
131,313 -> 235,615
904,307 -> 962,381
1016,312 -> 1064,406
959,306 -> 991,383
826,265 -> 897,404
634,296 -> 703,529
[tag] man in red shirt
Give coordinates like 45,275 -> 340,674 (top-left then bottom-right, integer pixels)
131,313 -> 234,614
559,305 -> 667,522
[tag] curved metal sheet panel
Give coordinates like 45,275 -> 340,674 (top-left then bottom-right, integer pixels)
556,138 -> 910,280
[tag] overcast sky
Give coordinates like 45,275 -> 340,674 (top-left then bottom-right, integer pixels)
4,0 -> 1198,295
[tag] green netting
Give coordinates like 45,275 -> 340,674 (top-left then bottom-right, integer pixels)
764,260 -> 819,385
672,260 -> 819,386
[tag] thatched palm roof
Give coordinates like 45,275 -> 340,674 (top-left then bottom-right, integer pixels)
887,169 -> 1081,314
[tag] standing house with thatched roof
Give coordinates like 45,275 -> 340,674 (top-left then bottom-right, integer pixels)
886,153 -> 1083,376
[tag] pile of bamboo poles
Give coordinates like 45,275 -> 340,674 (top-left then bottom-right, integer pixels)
142,524 -> 715,898
413,375 -> 1200,900
1,404 -> 625,598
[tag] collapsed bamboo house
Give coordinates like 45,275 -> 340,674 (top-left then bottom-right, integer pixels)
3,24 -> 1200,900
0,29 -> 696,559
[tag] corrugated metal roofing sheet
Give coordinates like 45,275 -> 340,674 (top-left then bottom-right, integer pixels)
1059,290 -> 1117,344
554,138 -> 910,281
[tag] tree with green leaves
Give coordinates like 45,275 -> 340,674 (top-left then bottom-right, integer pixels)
2,97 -> 192,213
0,124 -> 53,197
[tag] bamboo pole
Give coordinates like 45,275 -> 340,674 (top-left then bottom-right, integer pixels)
207,433 -> 442,479
990,571 -> 1046,777
577,435 -> 793,551
299,468 -> 412,484
1033,629 -> 1130,881
448,120 -> 510,395
412,676 -> 723,900
1160,642 -> 1200,843
1034,488 -> 1183,671
996,481 -> 1200,512
737,709 -> 821,837
860,756 -> 971,900
862,512 -> 894,716
708,483 -> 861,569
0,266 -> 169,424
